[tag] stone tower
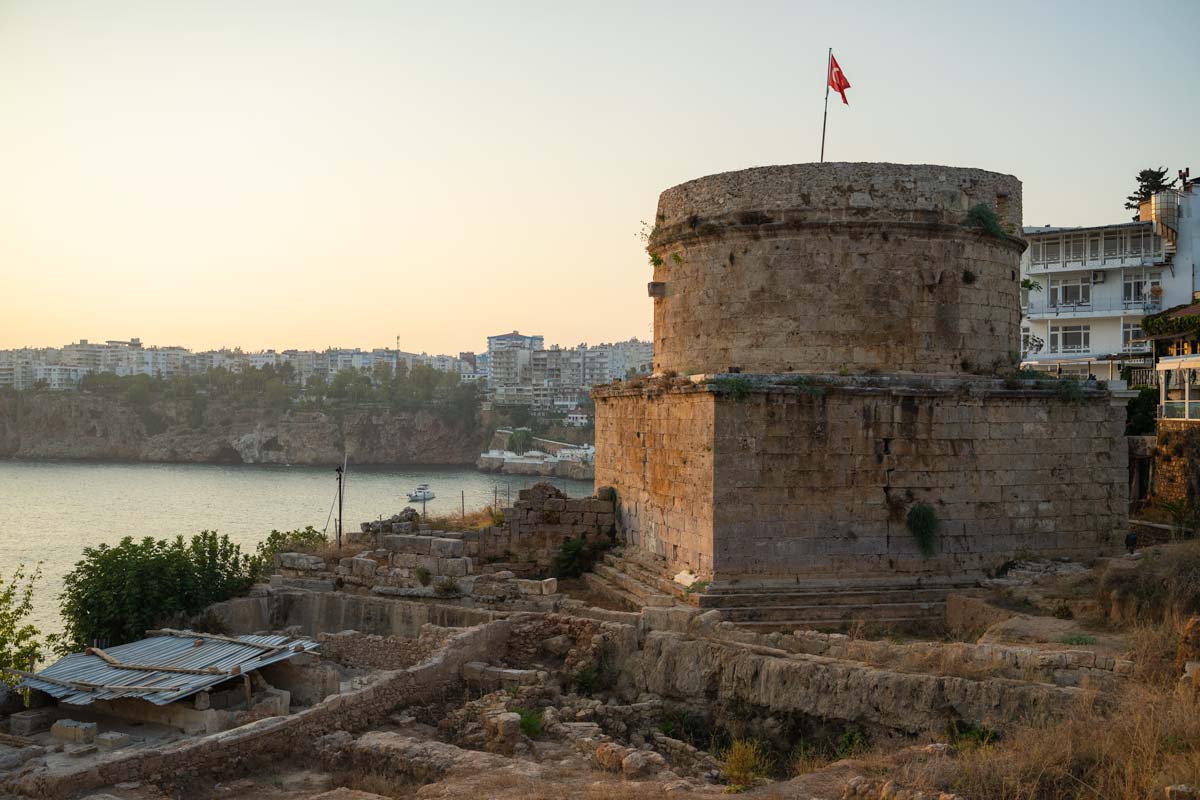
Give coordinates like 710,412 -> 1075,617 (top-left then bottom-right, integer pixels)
593,163 -> 1126,598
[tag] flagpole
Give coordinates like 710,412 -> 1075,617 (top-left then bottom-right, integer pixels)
820,47 -> 831,163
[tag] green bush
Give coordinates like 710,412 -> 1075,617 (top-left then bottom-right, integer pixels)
906,503 -> 939,557
515,707 -> 543,737
551,536 -> 609,578
59,532 -> 258,651
1056,634 -> 1096,646
835,725 -> 870,758
708,376 -> 754,401
414,566 -> 432,586
1126,387 -> 1157,435
433,578 -> 460,595
254,526 -> 327,575
0,564 -> 43,685
965,203 -> 1005,238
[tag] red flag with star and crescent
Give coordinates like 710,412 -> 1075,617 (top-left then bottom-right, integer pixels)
828,54 -> 851,105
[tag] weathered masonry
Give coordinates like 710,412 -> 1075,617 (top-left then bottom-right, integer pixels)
594,163 -> 1127,590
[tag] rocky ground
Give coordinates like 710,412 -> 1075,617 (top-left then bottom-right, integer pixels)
6,542 -> 1200,800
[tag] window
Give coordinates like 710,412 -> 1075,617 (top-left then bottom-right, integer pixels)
1049,275 -> 1091,307
1127,229 -> 1144,256
1030,240 -> 1044,263
1123,322 -> 1145,351
1104,232 -> 1121,258
1088,236 -> 1101,260
1044,238 -> 1061,264
1123,271 -> 1161,304
1067,235 -> 1086,262
1049,324 -> 1090,354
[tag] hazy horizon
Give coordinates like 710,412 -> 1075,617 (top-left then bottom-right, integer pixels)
3,0 -> 1198,354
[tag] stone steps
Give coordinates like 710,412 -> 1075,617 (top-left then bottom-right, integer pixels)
580,572 -> 644,612
697,586 -> 950,609
731,616 -> 936,633
601,553 -> 700,605
716,600 -> 945,623
591,563 -> 676,607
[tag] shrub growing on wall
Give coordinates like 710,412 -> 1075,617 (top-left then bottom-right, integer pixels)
906,503 -> 939,557
59,531 -> 258,651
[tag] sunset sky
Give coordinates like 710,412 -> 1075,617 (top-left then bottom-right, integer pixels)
2,0 -> 1198,355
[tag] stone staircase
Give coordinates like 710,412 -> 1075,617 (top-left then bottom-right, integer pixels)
583,550 -> 979,632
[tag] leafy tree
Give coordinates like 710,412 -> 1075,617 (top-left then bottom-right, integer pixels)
59,532 -> 258,650
1126,387 -> 1158,436
1125,166 -> 1176,218
507,428 -> 534,454
254,526 -> 327,573
0,564 -> 42,685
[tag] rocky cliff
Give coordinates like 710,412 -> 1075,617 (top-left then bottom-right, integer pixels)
0,393 -> 481,465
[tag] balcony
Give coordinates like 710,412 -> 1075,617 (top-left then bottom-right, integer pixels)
1025,297 -> 1161,320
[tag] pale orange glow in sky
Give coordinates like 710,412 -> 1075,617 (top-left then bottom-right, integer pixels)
2,1 -> 1197,354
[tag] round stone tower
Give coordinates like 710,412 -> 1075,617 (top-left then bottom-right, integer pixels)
647,163 -> 1024,376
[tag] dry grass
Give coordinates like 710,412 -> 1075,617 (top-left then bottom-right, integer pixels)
719,738 -> 774,791
327,769 -> 416,798
901,683 -> 1200,800
423,505 -> 505,531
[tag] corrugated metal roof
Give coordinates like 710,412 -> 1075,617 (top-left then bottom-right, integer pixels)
19,631 -> 320,706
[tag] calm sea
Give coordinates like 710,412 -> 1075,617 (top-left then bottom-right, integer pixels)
0,459 -> 592,633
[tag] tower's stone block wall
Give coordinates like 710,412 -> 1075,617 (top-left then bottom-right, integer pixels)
593,389 -> 717,576
595,377 -> 1126,582
648,163 -> 1024,376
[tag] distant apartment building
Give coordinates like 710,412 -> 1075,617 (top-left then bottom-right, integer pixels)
485,333 -> 654,413
1020,185 -> 1197,378
487,331 -> 544,357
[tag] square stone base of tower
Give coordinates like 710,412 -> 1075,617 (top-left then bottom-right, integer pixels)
593,374 -> 1127,588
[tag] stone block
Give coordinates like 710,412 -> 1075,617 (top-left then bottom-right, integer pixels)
439,557 -> 469,577
96,731 -> 131,750
540,578 -> 558,595
9,709 -> 52,736
51,719 -> 97,744
515,579 -> 543,596
417,555 -> 440,574
430,538 -> 464,558
348,558 -> 379,579
65,743 -> 97,758
391,552 -> 418,568
385,535 -> 429,554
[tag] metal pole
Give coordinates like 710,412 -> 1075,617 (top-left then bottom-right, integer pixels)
820,47 -> 831,163
334,465 -> 343,550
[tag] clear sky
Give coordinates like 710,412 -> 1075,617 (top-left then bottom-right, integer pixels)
2,0 -> 1197,354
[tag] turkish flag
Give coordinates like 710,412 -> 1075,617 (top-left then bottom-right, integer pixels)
828,54 -> 851,105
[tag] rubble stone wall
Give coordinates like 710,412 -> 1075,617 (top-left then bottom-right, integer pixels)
1151,419 -> 1200,503
647,163 -> 1025,376
207,591 -> 501,638
3,621 -> 512,798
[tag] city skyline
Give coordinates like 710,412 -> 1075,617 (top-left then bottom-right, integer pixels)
2,1 -> 1198,353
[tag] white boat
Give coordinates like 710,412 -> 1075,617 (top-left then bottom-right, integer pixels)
407,484 -> 435,501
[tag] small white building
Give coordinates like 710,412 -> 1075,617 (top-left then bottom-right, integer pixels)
1020,184 -> 1198,379
565,408 -> 591,427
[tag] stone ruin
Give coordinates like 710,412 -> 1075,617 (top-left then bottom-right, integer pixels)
594,162 -> 1128,604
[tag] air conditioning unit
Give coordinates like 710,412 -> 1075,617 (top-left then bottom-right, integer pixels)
1092,271 -> 1105,283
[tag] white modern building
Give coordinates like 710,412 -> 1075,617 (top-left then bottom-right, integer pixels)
1020,186 -> 1196,378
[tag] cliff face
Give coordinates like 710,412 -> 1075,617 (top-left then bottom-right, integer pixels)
0,393 -> 481,465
